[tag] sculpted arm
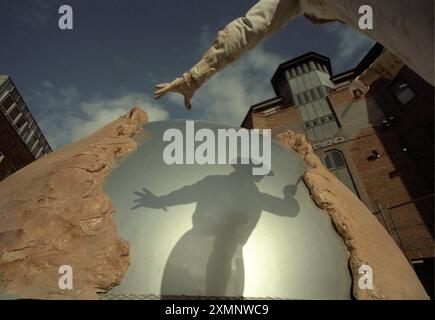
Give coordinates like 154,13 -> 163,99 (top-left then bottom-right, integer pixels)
154,0 -> 303,109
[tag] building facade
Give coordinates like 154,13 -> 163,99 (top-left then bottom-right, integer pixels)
0,75 -> 52,181
241,44 -> 434,298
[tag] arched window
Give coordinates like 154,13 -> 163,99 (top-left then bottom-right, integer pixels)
296,66 -> 303,75
324,150 -> 359,197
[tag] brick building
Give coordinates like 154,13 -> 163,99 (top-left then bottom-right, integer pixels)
0,75 -> 52,181
241,44 -> 434,297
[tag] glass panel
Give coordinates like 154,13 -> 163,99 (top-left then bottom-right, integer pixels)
331,150 -> 345,168
304,91 -> 311,103
16,97 -> 24,109
11,88 -> 19,101
324,154 -> 333,169
15,115 -> 27,130
8,106 -> 21,122
296,66 -> 302,75
27,129 -> 37,146
1,95 -> 14,112
285,71 -> 291,80
20,125 -> 31,140
316,87 -> 324,98
310,72 -> 321,88
312,88 -> 320,100
309,61 -> 316,71
320,86 -> 328,96
297,77 -> 305,93
312,101 -> 322,118
31,141 -> 40,152
396,84 -> 416,105
302,73 -> 312,89
299,92 -> 306,105
289,78 -> 299,94
305,103 -> 316,120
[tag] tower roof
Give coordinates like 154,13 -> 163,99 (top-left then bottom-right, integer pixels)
271,52 -> 332,84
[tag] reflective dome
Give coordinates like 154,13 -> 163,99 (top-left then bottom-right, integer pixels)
104,120 -> 351,299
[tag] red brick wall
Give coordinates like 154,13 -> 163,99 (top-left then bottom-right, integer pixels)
349,127 -> 434,259
251,107 -> 300,131
328,87 -> 355,109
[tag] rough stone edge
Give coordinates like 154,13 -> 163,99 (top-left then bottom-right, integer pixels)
0,106 -> 149,299
275,130 -> 429,300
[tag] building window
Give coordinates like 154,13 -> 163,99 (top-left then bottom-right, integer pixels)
303,91 -> 310,103
31,141 -> 40,154
22,107 -> 30,119
26,127 -> 38,148
15,115 -> 27,132
391,79 -> 416,106
1,94 -> 14,112
10,88 -> 19,101
296,66 -> 303,76
7,105 -> 21,122
312,88 -> 320,100
324,150 -> 359,196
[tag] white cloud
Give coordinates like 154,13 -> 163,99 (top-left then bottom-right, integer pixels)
168,46 -> 285,127
326,22 -> 375,71
71,94 -> 169,141
41,81 -> 54,89
34,87 -> 169,149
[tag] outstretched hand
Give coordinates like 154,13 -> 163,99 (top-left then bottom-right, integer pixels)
132,187 -> 167,212
154,73 -> 198,110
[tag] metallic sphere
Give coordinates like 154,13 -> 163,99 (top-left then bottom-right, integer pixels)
105,120 -> 351,299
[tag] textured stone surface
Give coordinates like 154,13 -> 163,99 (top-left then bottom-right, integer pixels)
0,107 -> 148,299
275,130 -> 429,300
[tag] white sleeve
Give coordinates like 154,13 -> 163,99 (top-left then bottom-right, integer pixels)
189,0 -> 303,86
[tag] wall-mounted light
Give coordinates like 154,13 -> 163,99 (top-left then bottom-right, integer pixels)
367,150 -> 380,161
381,116 -> 395,128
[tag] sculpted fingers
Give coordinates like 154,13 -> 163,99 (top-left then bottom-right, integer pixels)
154,83 -> 173,99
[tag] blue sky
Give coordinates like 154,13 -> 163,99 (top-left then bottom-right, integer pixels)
0,0 -> 374,149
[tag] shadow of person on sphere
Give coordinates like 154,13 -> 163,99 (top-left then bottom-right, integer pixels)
131,159 -> 301,298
